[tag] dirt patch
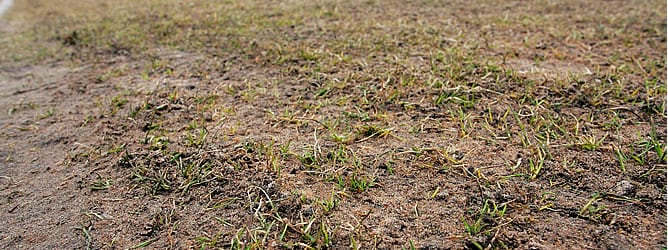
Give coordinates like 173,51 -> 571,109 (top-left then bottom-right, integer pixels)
0,64 -> 86,249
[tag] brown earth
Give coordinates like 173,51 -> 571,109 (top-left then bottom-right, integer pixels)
0,0 -> 666,249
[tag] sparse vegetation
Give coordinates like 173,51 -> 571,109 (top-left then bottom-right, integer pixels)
0,0 -> 665,249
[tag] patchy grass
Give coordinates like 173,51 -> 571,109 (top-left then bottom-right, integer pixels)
0,0 -> 665,249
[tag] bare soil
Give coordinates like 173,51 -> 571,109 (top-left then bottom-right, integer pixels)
0,0 -> 666,249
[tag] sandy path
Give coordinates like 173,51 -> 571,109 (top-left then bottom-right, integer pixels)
0,64 -> 95,249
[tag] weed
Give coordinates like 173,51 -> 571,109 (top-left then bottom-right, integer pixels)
327,144 -> 351,165
168,90 -> 179,103
645,124 -> 666,162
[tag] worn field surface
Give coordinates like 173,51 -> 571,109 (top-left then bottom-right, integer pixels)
0,0 -> 666,249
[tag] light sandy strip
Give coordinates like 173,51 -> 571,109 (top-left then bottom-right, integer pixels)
0,0 -> 13,17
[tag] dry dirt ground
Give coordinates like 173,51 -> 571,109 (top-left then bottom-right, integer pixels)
0,0 -> 666,249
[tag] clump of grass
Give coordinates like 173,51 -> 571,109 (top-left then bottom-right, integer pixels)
329,132 -> 353,144
528,146 -> 547,180
577,134 -> 607,151
578,193 -> 609,222
631,133 -> 666,166
37,108 -> 55,120
356,124 -> 394,142
462,199 -> 508,249
131,167 -> 172,194
184,121 -> 208,148
615,147 -> 628,172
298,148 -> 318,167
110,95 -> 128,115
434,87 -> 477,108
90,177 -> 113,190
319,192 -> 339,213
335,173 -> 376,193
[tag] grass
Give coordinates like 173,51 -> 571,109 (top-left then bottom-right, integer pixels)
528,146 -> 547,180
131,238 -> 158,249
577,134 -> 608,151
0,0 -> 665,248
75,225 -> 93,250
462,199 -> 509,248
335,173 -> 376,193
89,177 -> 113,190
